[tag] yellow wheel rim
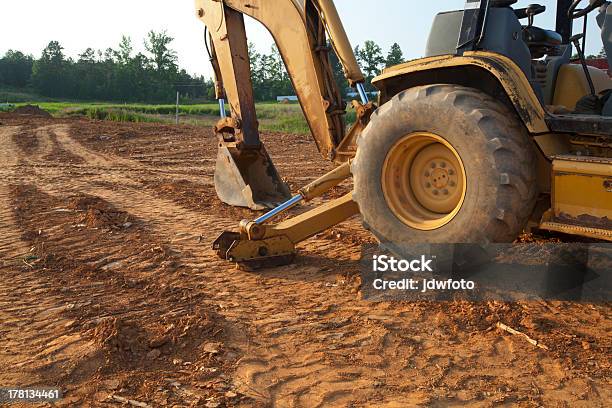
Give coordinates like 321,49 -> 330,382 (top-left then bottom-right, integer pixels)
381,132 -> 467,231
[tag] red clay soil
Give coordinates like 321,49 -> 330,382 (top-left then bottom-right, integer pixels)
0,113 -> 609,407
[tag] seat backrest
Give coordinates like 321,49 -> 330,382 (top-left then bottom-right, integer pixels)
532,45 -> 571,105
425,11 -> 463,57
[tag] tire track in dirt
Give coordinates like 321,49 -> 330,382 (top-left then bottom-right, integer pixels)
0,126 -> 92,387
0,126 -> 26,258
1,124 -> 242,406
35,123 -> 612,406
0,127 -> 59,388
5,124 -> 210,187
16,126 -> 234,262
26,124 -> 518,406
0,128 -> 98,390
1,118 -> 610,407
62,128 -> 398,406
2,183 -> 238,407
13,123 -> 410,406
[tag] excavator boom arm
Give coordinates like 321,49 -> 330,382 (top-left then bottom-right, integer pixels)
195,0 -> 366,158
195,0 -> 373,264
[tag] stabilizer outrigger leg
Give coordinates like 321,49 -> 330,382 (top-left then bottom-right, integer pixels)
213,162 -> 359,270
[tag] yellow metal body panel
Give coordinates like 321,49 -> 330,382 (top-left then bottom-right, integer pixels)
539,220 -> 612,241
227,235 -> 295,262
552,156 -> 612,220
552,64 -> 612,110
372,51 -> 549,134
298,161 -> 351,200
265,192 -> 359,243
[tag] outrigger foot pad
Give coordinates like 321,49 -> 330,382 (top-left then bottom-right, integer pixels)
213,231 -> 297,271
234,255 -> 296,272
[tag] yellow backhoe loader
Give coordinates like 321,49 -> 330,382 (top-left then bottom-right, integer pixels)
195,0 -> 612,270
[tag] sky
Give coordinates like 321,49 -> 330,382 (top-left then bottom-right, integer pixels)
0,1 -> 606,79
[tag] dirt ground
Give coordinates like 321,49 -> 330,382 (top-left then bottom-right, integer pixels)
0,112 -> 610,407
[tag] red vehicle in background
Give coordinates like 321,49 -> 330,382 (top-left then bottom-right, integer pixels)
585,57 -> 610,70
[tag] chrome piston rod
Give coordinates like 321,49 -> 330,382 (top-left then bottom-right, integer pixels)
252,162 -> 352,225
254,194 -> 303,225
356,82 -> 369,105
219,99 -> 227,118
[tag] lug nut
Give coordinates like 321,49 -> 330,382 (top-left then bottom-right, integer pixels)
443,189 -> 449,195
440,162 -> 446,168
433,189 -> 439,195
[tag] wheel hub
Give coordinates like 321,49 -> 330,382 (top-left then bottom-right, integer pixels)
410,143 -> 463,214
430,167 -> 450,189
381,132 -> 467,231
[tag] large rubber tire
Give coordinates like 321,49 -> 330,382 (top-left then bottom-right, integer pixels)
352,84 -> 538,244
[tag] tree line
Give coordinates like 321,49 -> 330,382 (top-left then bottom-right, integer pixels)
0,32 -> 213,103
1,33 -> 404,103
248,40 -> 404,100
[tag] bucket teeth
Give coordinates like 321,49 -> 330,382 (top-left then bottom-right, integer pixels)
214,143 -> 291,210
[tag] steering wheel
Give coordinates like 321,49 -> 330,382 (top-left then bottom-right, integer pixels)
569,0 -> 606,19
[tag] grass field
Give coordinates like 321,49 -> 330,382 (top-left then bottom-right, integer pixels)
8,100 -> 358,134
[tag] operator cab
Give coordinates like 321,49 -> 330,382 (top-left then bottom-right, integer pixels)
426,0 -> 612,117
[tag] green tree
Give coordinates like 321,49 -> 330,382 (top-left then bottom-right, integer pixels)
248,42 -> 264,99
144,30 -> 178,73
41,41 -> 65,63
597,47 -> 607,59
7,32 -> 213,103
268,45 -> 293,97
385,43 -> 404,68
115,35 -> 133,65
0,50 -> 34,87
32,41 -> 70,97
248,43 -> 294,100
103,47 -> 116,63
355,40 -> 384,91
328,46 -> 348,98
78,48 -> 96,64
75,47 -> 102,98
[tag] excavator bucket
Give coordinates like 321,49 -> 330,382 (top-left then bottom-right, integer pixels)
214,142 -> 291,210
